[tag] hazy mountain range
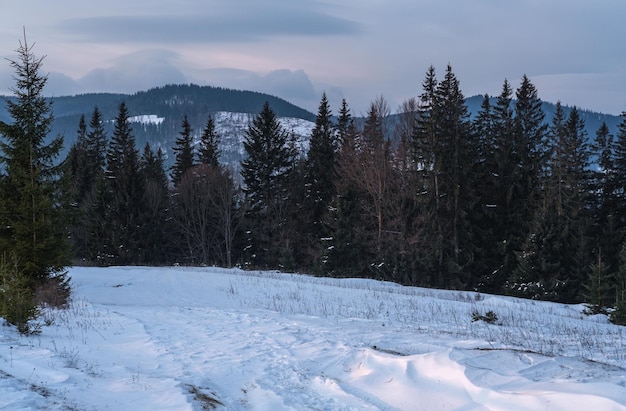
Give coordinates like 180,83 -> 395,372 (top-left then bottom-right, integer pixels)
0,83 -> 622,170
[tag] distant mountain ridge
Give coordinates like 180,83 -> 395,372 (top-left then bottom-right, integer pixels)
0,84 -> 622,170
0,84 -> 317,168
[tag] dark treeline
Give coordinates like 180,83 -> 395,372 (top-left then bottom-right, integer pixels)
65,65 -> 626,321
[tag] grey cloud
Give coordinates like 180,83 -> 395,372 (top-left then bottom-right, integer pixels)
34,48 -> 324,112
59,3 -> 361,44
78,50 -> 188,93
263,69 -> 316,101
45,72 -> 83,97
191,67 -> 319,110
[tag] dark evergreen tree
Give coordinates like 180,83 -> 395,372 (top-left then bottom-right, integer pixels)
583,250 -> 612,313
105,102 -> 145,264
65,115 -> 91,259
591,122 -> 620,277
489,80 -> 518,291
512,104 -> 591,302
435,65 -> 477,287
613,113 -> 626,256
197,115 -> 220,167
65,114 -> 89,199
139,143 -> 171,264
471,94 -> 500,289
66,107 -> 110,264
411,65 -> 475,288
324,99 -> 370,278
301,93 -> 337,266
410,66 -> 441,285
171,114 -> 195,186
83,170 -> 111,264
85,106 -> 108,173
240,101 -> 297,267
480,76 -> 549,294
611,245 -> 626,324
0,35 -> 70,287
514,75 -> 550,244
553,106 -> 591,302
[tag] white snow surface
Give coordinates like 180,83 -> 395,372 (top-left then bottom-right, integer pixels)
1,266 -> 625,410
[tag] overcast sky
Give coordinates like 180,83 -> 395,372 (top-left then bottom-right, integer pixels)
0,1 -> 625,116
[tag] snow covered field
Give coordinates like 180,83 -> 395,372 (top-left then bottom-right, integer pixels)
1,266 -> 626,410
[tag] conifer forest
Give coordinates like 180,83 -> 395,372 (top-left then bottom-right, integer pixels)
2,38 -> 626,328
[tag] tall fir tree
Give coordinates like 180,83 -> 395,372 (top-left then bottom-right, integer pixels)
68,106 -> 110,264
241,101 -> 297,267
65,114 -> 91,259
613,112 -> 626,258
410,66 -> 440,285
411,65 -> 475,287
471,94 -> 500,289
435,65 -> 476,287
324,99 -> 370,278
197,115 -> 220,167
490,80 -> 518,290
85,106 -> 108,173
591,122 -> 621,277
0,35 -> 70,286
512,104 -> 591,302
105,102 -> 145,264
171,114 -> 195,186
302,93 -> 338,266
139,143 -> 171,264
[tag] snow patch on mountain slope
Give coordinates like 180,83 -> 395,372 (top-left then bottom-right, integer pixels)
128,114 -> 165,126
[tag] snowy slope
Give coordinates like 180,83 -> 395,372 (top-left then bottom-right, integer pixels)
1,266 -> 625,410
211,111 -> 313,169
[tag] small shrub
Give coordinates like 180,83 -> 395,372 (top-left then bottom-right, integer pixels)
609,307 -> 626,326
0,255 -> 40,334
187,384 -> 223,410
583,304 -> 609,316
34,272 -> 71,308
471,310 -> 498,324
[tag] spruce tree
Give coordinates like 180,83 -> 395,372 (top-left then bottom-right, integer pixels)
611,245 -> 626,324
241,101 -> 297,267
65,115 -> 91,259
86,106 -> 108,173
584,250 -> 612,313
324,99 -> 370,278
171,114 -> 195,186
471,94 -> 500,289
591,122 -> 621,280
197,115 -> 221,167
490,80 -> 518,290
410,66 -> 440,285
435,65 -> 476,287
139,143 -> 171,264
411,65 -> 475,287
613,113 -> 626,255
105,102 -> 145,264
0,34 -> 70,288
513,104 -> 591,302
67,106 -> 110,264
302,93 -> 337,265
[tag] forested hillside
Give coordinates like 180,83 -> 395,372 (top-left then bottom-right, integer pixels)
57,66 -> 626,324
2,42 -> 626,334
0,84 -> 316,166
